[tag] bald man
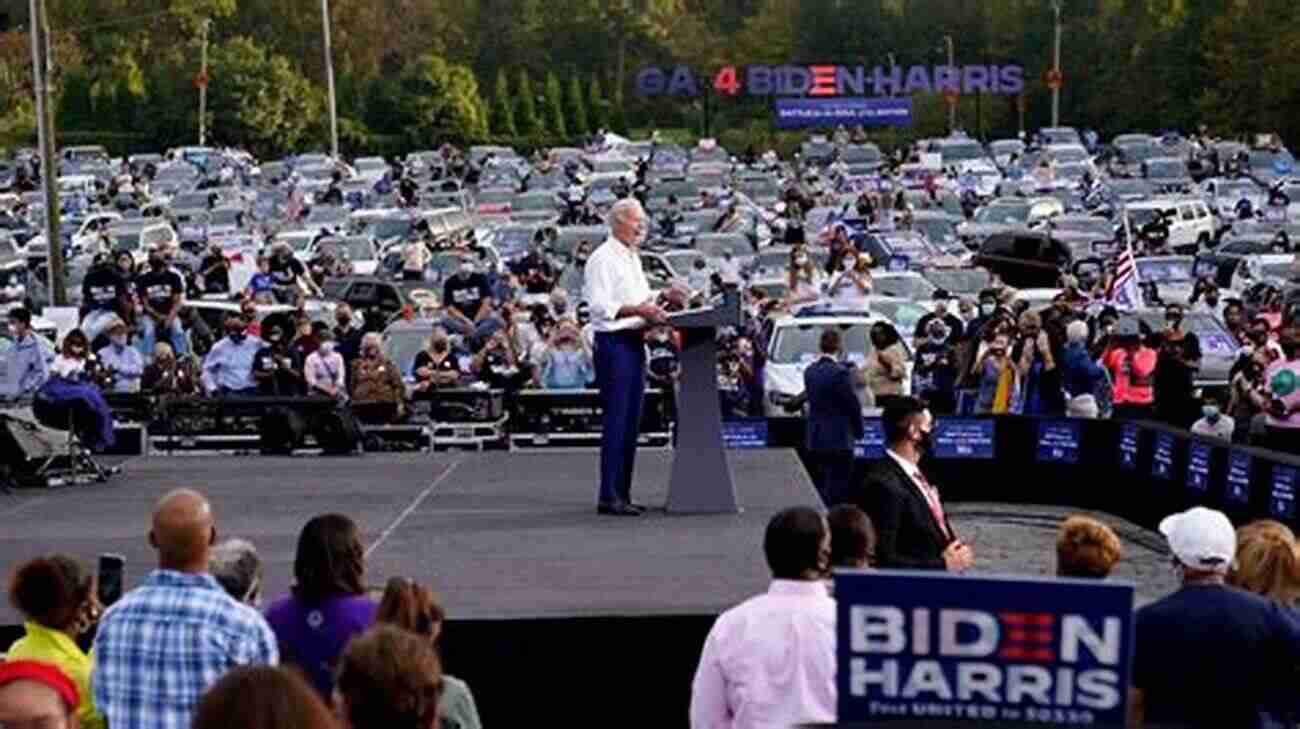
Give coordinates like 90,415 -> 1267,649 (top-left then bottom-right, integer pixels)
585,199 -> 667,516
92,489 -> 278,729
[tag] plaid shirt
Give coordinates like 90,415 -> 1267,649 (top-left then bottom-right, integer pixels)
92,569 -> 279,729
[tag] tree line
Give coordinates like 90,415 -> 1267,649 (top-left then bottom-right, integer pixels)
0,0 -> 1296,157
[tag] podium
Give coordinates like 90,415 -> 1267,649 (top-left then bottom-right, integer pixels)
663,289 -> 743,514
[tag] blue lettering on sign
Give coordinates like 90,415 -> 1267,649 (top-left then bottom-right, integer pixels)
1118,424 -> 1140,470
667,65 -> 698,96
932,418 -> 995,459
1271,465 -> 1298,520
634,63 -> 1028,97
1186,441 -> 1213,492
722,418 -> 768,449
835,570 -> 1134,727
1037,420 -> 1082,464
1226,451 -> 1252,504
635,67 -> 667,96
854,420 -> 887,460
773,98 -> 913,130
1151,432 -> 1175,480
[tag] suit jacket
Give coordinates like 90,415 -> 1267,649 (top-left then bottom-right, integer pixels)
854,456 -> 956,570
803,357 -> 865,452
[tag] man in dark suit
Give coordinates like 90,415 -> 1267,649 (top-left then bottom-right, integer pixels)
803,329 -> 865,506
853,396 -> 974,571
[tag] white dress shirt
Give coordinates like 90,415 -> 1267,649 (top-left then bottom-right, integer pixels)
690,580 -> 836,729
584,236 -> 652,333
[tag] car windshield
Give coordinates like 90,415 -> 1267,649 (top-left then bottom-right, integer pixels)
1051,147 -> 1088,163
384,328 -> 431,378
511,195 -> 556,211
279,235 -> 314,252
975,202 -> 1030,223
1135,258 -> 1194,282
320,239 -> 373,261
873,275 -> 936,300
111,232 -> 141,251
1259,262 -> 1297,280
306,207 -> 348,225
210,209 -> 242,226
695,236 -> 750,258
737,178 -> 780,198
355,159 -> 387,171
1134,312 -> 1237,357
841,146 -> 882,163
913,218 -> 957,244
1052,218 -> 1111,236
870,300 -> 929,335
654,179 -> 700,200
1146,160 -> 1187,178
991,141 -> 1024,155
1126,208 -> 1165,227
492,227 -> 535,258
770,323 -> 872,365
921,268 -> 991,295
879,234 -> 931,255
1218,181 -> 1257,198
361,217 -> 412,240
940,142 -> 985,163
477,190 -> 514,205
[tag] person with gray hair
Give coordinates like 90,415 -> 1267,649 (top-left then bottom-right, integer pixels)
209,538 -> 263,606
1060,317 -> 1106,414
584,198 -> 669,516
350,332 -> 407,422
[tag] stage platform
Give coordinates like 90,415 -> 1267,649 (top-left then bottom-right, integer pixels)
0,449 -> 819,625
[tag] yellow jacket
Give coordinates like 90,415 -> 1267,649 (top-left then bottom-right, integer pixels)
5,620 -> 106,729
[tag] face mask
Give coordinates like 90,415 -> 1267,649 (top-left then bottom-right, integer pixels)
7,323 -> 20,338
321,341 -> 337,355
1206,296 -> 1219,306
365,348 -> 380,358
694,261 -> 707,270
554,303 -> 568,313
227,330 -> 245,342
980,303 -> 995,316
795,256 -> 808,266
1202,404 -> 1221,421
843,259 -> 857,271
915,428 -> 934,452
336,317 -> 350,329
149,258 -> 164,269
110,334 -> 127,348
459,263 -> 474,277
432,340 -> 449,353
1166,314 -> 1182,327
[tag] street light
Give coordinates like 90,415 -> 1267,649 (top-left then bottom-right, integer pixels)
315,0 -> 335,157
1051,0 -> 1062,128
943,35 -> 955,132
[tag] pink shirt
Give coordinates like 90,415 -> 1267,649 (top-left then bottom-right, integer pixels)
690,580 -> 836,729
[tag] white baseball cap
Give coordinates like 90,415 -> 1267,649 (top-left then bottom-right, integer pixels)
1159,507 -> 1236,572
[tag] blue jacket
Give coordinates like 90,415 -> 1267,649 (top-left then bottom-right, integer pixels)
803,356 -> 865,452
1061,341 -> 1106,399
11,334 -> 49,398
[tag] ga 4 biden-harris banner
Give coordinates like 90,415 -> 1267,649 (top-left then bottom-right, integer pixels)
835,570 -> 1135,726
773,97 -> 913,129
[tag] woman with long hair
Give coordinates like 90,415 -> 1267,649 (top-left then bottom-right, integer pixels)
786,245 -> 824,311
264,514 -> 377,697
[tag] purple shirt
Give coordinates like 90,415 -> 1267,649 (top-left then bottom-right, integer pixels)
264,593 -> 376,696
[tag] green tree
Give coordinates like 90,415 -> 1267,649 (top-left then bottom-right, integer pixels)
564,73 -> 589,138
587,74 -> 609,130
392,53 -> 490,145
489,68 -> 517,136
515,69 -> 540,135
540,70 -> 567,139
208,36 -> 323,155
608,90 -> 629,135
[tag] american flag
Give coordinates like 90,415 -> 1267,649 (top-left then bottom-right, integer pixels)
1106,215 -> 1142,309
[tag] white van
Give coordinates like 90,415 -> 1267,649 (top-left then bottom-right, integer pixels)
1124,197 -> 1214,251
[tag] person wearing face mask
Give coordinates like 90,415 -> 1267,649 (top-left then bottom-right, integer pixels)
332,304 -> 363,372
786,246 -> 825,311
412,327 -> 463,397
442,255 -> 500,347
1105,320 -> 1158,421
912,319 -> 959,415
201,314 -> 264,396
1191,392 -> 1236,441
304,330 -> 347,401
1191,280 -> 1224,319
688,256 -> 713,294
6,307 -> 48,399
1258,327 -> 1300,454
827,251 -> 872,311
134,248 -> 190,363
539,321 -> 594,390
1154,307 -> 1202,428
198,243 -> 231,294
913,290 -> 964,345
864,322 -> 907,406
350,332 -> 407,423
142,343 -> 200,397
802,329 -> 865,506
95,317 -> 144,394
252,324 -> 305,396
855,397 -> 973,572
267,242 -> 319,302
964,289 -> 1002,343
974,332 -> 1021,414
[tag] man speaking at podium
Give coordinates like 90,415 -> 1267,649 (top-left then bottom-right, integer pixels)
585,199 -> 668,516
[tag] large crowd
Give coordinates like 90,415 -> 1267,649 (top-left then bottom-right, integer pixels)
1,125 -> 1299,452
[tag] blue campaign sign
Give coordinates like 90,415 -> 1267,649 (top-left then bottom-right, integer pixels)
932,418 -> 996,459
854,420 -> 887,460
1118,424 -> 1140,470
1226,451 -> 1253,504
721,418 -> 768,449
1270,465 -> 1298,520
1151,432 -> 1175,480
1186,441 -> 1213,492
836,570 -> 1134,726
1037,420 -> 1081,464
773,97 -> 914,129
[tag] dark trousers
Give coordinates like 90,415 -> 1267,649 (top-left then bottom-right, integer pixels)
595,331 -> 647,506
812,449 -> 856,507
1263,426 -> 1300,456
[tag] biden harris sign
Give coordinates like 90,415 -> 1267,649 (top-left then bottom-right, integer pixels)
835,571 -> 1134,726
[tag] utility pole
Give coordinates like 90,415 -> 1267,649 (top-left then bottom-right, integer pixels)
30,0 -> 65,305
320,0 -> 338,158
198,19 -> 209,145
944,35 -> 956,132
1051,0 -> 1062,128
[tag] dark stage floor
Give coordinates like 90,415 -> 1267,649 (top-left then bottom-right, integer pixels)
0,449 -> 820,625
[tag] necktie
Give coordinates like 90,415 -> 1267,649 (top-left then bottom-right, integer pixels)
913,470 -> 951,540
